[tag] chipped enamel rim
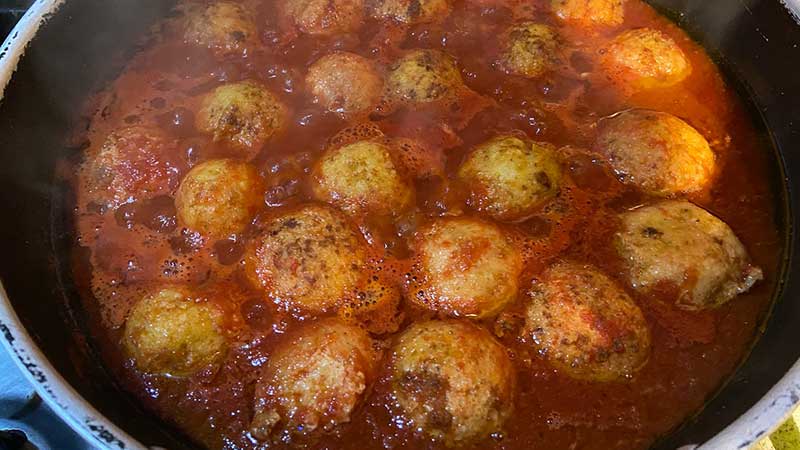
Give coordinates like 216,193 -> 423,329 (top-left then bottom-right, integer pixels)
783,0 -> 800,24
0,1 -> 799,449
0,288 -> 145,450
1,5 -> 145,449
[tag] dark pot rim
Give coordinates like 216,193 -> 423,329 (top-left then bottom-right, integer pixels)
0,1 -> 798,449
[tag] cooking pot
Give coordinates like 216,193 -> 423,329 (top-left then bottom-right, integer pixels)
1,0 -> 799,448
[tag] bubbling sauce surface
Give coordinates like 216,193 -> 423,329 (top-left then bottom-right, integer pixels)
72,0 -> 782,448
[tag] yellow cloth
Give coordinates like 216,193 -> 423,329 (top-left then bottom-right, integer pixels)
756,408 -> 800,449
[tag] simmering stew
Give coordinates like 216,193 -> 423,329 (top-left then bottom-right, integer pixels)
71,0 -> 782,448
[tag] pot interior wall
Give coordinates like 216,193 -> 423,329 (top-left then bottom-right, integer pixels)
0,1 -> 194,448
645,0 -> 800,447
0,0 -> 798,449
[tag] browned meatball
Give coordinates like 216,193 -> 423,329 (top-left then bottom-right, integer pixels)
409,217 -> 523,318
594,109 -> 715,196
306,52 -> 383,116
552,0 -> 626,28
457,135 -> 561,221
368,0 -> 451,24
175,159 -> 264,239
183,2 -> 258,56
615,200 -> 763,309
251,319 -> 380,441
122,286 -> 227,377
85,126 -> 181,208
282,0 -> 365,35
522,262 -> 650,381
601,27 -> 691,89
385,49 -> 464,104
499,22 -> 559,78
311,140 -> 414,216
196,81 -> 288,159
390,320 -> 515,445
244,204 -> 368,313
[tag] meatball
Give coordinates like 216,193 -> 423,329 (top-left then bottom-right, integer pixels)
614,200 -> 763,310
594,109 -> 715,196
122,287 -> 226,377
196,81 -> 287,158
282,0 -> 365,35
499,22 -> 559,78
86,126 -> 180,208
409,217 -> 523,318
368,0 -> 450,25
523,262 -> 650,382
183,2 -> 258,56
251,319 -> 379,441
457,135 -> 561,221
306,52 -> 383,116
390,320 -> 515,445
552,0 -> 625,28
175,159 -> 264,240
311,140 -> 414,216
385,49 -> 463,104
601,27 -> 691,89
244,204 -> 368,313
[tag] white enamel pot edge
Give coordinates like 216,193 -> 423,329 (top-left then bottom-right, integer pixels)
0,0 -> 63,101
0,1 -> 798,450
0,2 -> 145,449
0,284 -> 146,450
697,358 -> 800,450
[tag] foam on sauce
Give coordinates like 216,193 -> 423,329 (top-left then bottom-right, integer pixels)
71,0 -> 783,448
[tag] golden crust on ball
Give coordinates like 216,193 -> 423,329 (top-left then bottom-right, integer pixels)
409,217 -> 523,318
458,135 -> 561,221
251,319 -> 379,441
368,0 -> 450,24
614,200 -> 763,310
390,320 -> 515,445
594,109 -> 715,196
306,52 -> 383,116
385,49 -> 464,103
244,204 -> 368,313
183,2 -> 258,56
499,22 -> 559,79
523,262 -> 650,382
312,140 -> 414,216
283,0 -> 365,35
196,81 -> 287,158
601,27 -> 691,89
122,287 -> 226,377
552,0 -> 626,28
175,159 -> 264,239
86,126 -> 180,208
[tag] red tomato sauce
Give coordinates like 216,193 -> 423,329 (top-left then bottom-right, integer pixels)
71,0 -> 784,448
